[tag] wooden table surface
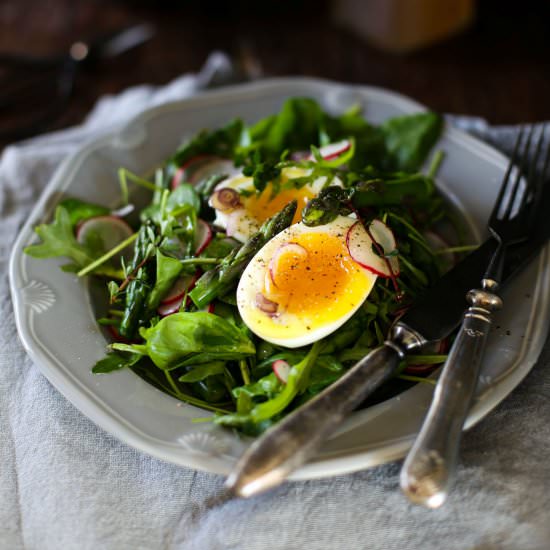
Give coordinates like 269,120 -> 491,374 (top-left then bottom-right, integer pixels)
1,0 -> 549,148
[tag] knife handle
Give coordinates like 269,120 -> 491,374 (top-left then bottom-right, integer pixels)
226,333 -> 420,498
400,281 -> 502,508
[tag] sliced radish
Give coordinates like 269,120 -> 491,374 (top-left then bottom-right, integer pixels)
404,338 -> 448,375
272,359 -> 291,384
76,216 -> 134,261
194,219 -> 213,255
171,156 -> 237,189
346,220 -> 400,278
290,150 -> 310,161
308,140 -> 351,162
107,324 -> 127,343
189,158 -> 237,185
161,272 -> 200,305
110,203 -> 135,218
268,243 -> 308,288
158,298 -> 184,318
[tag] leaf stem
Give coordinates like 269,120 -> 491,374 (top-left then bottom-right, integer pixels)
427,150 -> 445,179
179,258 -> 221,266
77,233 -> 138,278
435,244 -> 478,255
164,371 -> 233,414
398,374 -> 437,385
239,359 -> 251,385
118,168 -> 163,204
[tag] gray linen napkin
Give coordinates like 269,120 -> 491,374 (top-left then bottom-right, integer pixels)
2,61 -> 550,550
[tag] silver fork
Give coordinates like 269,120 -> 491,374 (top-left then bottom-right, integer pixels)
400,125 -> 549,508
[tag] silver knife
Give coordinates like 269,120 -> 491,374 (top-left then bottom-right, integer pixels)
225,186 -> 550,499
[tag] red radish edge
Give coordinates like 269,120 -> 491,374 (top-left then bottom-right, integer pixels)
107,324 -> 131,344
160,272 -> 200,305
308,140 -> 351,161
189,159 -> 236,185
272,360 -> 291,384
346,220 -> 400,278
171,155 -> 235,189
194,219 -> 213,255
404,338 -> 449,375
157,298 -> 184,318
171,155 -> 216,189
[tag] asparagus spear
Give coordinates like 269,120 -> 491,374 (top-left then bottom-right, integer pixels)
119,223 -> 155,339
189,200 -> 297,308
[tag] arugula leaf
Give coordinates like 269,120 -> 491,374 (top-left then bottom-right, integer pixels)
119,312 -> 255,370
58,198 -> 110,228
380,112 -> 443,172
178,361 -> 225,383
24,206 -> 94,266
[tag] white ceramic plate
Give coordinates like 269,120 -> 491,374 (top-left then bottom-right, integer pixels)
10,78 -> 550,479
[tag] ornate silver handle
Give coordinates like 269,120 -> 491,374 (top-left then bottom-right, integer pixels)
400,280 -> 502,508
226,324 -> 426,498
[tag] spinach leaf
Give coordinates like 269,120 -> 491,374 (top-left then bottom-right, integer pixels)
233,372 -> 283,400
247,98 -> 325,161
380,112 -> 443,172
92,351 -> 142,374
323,106 -> 386,169
178,361 -> 225,382
166,183 -> 201,214
146,250 -> 184,310
171,119 -> 245,168
200,235 -> 241,259
125,312 -> 255,370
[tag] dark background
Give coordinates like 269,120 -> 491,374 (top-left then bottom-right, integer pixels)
1,0 -> 549,147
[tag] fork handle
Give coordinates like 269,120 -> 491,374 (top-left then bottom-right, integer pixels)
400,280 -> 502,508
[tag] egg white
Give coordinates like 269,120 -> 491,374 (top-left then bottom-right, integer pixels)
210,168 -> 343,242
236,216 -> 377,348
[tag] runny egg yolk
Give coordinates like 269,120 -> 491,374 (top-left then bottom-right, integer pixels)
265,232 -> 364,318
243,182 -> 314,226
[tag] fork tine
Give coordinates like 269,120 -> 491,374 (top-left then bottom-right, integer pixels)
528,125 -> 550,220
518,125 -> 546,214
490,128 -> 523,223
538,125 -> 550,183
503,125 -> 535,220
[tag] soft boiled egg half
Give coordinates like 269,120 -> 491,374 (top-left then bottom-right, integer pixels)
209,167 -> 342,242
237,215 -> 399,348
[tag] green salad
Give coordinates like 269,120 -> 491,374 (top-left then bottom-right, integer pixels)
25,98 -> 461,435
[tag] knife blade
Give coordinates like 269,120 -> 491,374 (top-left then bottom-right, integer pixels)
225,183 -> 550,499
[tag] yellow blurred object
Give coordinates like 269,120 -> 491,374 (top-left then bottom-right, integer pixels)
332,0 -> 476,53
